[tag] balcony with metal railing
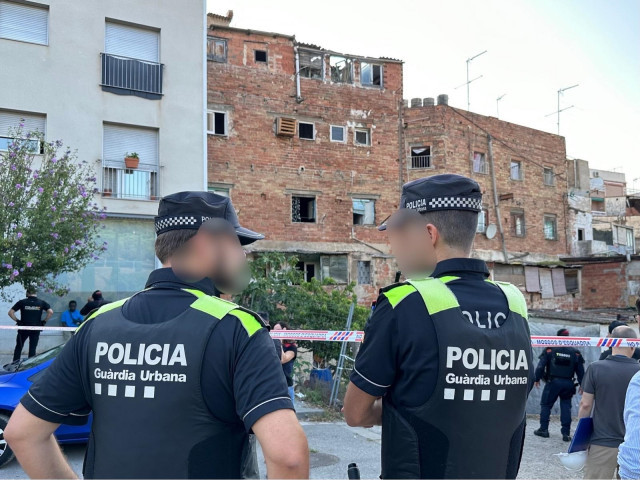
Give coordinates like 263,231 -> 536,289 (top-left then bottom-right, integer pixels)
410,155 -> 432,169
102,160 -> 159,200
100,53 -> 163,97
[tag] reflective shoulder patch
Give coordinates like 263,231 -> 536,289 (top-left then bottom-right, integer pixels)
189,295 -> 237,320
491,281 -> 529,320
408,278 -> 460,315
229,309 -> 263,337
382,283 -> 417,308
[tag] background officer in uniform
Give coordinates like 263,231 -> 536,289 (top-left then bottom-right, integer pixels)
5,192 -> 309,479
8,287 -> 53,361
599,320 -> 640,361
343,174 -> 534,479
533,328 -> 585,441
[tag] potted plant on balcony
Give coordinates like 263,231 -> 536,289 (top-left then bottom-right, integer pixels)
124,152 -> 140,169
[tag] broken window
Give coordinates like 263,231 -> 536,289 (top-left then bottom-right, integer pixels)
355,128 -> 370,146
411,146 -> 431,169
543,167 -> 554,186
577,228 -> 585,241
357,261 -> 372,285
295,260 -> 316,282
511,210 -> 526,237
299,50 -> 323,79
254,50 -> 267,63
353,198 -> 375,225
361,62 -> 382,87
207,37 -> 227,62
207,111 -> 227,136
477,208 -> 488,233
298,122 -> 315,140
565,269 -> 579,293
330,125 -> 345,142
543,214 -> 557,240
320,255 -> 348,284
330,55 -> 353,83
292,196 -> 316,223
510,160 -> 523,180
472,152 -> 488,174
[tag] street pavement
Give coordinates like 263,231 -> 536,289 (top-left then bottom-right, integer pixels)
1,416 -> 582,479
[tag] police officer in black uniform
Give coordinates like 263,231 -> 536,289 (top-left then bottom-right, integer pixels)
533,328 -> 584,441
343,174 -> 534,479
5,192 -> 309,479
8,287 -> 53,361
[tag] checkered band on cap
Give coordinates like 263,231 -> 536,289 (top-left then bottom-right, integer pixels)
428,196 -> 482,211
154,215 -> 199,234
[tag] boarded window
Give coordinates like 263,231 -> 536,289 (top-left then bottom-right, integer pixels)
207,37 -> 227,62
321,256 -> 348,284
551,269 -> 567,296
357,261 -> 372,285
524,266 -> 541,293
539,269 -> 554,299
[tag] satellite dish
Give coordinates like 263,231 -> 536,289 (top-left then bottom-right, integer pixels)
486,224 -> 498,239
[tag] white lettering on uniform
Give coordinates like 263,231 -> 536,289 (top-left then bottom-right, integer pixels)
107,344 -> 125,364
95,342 -> 109,362
145,345 -> 162,365
446,347 -> 529,371
94,343 -> 188,366
447,347 -> 462,368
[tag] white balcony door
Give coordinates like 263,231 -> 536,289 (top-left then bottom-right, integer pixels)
105,22 -> 159,62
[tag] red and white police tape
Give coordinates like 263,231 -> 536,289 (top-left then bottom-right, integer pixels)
1,325 -> 638,348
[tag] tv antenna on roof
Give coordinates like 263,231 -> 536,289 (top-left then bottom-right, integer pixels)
454,50 -> 487,111
496,93 -> 506,119
545,84 -> 579,135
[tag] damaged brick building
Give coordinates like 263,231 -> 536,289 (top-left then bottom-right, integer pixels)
205,13 -> 404,301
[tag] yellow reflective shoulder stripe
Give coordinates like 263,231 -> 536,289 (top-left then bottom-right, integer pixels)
438,275 -> 460,284
183,288 -> 262,335
408,278 -> 459,315
382,284 -> 416,308
487,280 -> 529,320
229,309 -> 262,337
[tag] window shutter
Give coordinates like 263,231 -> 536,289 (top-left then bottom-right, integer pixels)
276,117 -> 296,137
0,1 -> 48,45
0,110 -> 45,136
105,22 -> 159,62
103,124 -> 158,166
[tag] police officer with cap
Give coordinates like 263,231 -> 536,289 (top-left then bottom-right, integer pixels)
533,328 -> 584,441
5,192 -> 309,479
343,174 -> 533,479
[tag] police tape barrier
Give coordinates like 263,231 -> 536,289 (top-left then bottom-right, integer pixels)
0,326 -> 639,347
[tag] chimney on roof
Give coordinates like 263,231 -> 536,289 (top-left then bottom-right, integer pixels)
207,9 -> 233,27
437,94 -> 449,106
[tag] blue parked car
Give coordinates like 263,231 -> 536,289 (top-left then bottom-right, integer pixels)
0,343 -> 92,467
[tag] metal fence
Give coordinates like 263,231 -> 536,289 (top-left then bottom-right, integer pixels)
102,161 -> 159,200
410,155 -> 432,169
101,53 -> 163,95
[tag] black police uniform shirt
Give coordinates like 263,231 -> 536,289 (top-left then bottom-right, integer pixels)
534,347 -> 585,383
20,269 -> 292,453
12,297 -> 51,326
351,258 -> 518,409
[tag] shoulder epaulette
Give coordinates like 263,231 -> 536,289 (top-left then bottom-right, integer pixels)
381,282 -> 417,308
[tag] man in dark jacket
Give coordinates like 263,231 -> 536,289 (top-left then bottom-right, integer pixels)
534,328 -> 585,441
80,290 -> 109,316
8,287 -> 53,361
599,319 -> 640,361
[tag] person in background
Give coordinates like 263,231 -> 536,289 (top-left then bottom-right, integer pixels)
259,312 -> 283,359
8,287 -> 53,362
600,319 -> 640,361
578,325 -> 640,480
534,328 -> 585,441
60,300 -> 83,340
79,290 -> 109,316
617,306 -> 640,480
274,321 -> 297,403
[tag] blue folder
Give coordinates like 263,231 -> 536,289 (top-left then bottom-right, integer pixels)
568,417 -> 593,453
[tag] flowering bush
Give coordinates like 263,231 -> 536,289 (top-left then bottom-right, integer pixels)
0,124 -> 107,298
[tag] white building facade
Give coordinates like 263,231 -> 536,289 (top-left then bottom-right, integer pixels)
0,0 -> 206,313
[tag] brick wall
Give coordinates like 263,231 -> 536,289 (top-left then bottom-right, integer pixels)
403,105 -> 570,258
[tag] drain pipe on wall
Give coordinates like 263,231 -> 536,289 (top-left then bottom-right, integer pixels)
487,134 -> 509,263
294,45 -> 302,102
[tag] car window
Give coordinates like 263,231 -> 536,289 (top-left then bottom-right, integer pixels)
18,343 -> 66,371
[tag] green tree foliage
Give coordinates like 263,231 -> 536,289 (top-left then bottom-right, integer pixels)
0,125 -> 106,297
235,252 -> 370,363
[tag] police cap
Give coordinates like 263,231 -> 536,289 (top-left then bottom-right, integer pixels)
379,174 -> 482,231
154,191 -> 265,245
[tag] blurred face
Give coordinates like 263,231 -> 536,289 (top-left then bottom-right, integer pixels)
69,303 -> 77,312
273,324 -> 283,331
174,229 -> 250,294
387,216 -> 437,279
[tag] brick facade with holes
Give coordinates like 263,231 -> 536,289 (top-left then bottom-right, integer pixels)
206,23 -> 404,302
403,105 -> 570,259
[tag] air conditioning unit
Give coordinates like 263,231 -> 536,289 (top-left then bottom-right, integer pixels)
276,117 -> 296,137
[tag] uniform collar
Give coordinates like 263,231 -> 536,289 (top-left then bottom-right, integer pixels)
431,258 -> 490,279
145,268 -> 217,296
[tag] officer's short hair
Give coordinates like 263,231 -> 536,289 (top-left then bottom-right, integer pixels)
26,287 -> 36,295
422,210 -> 478,252
155,229 -> 198,264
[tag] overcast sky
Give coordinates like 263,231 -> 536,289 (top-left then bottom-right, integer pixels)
206,0 -> 640,190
